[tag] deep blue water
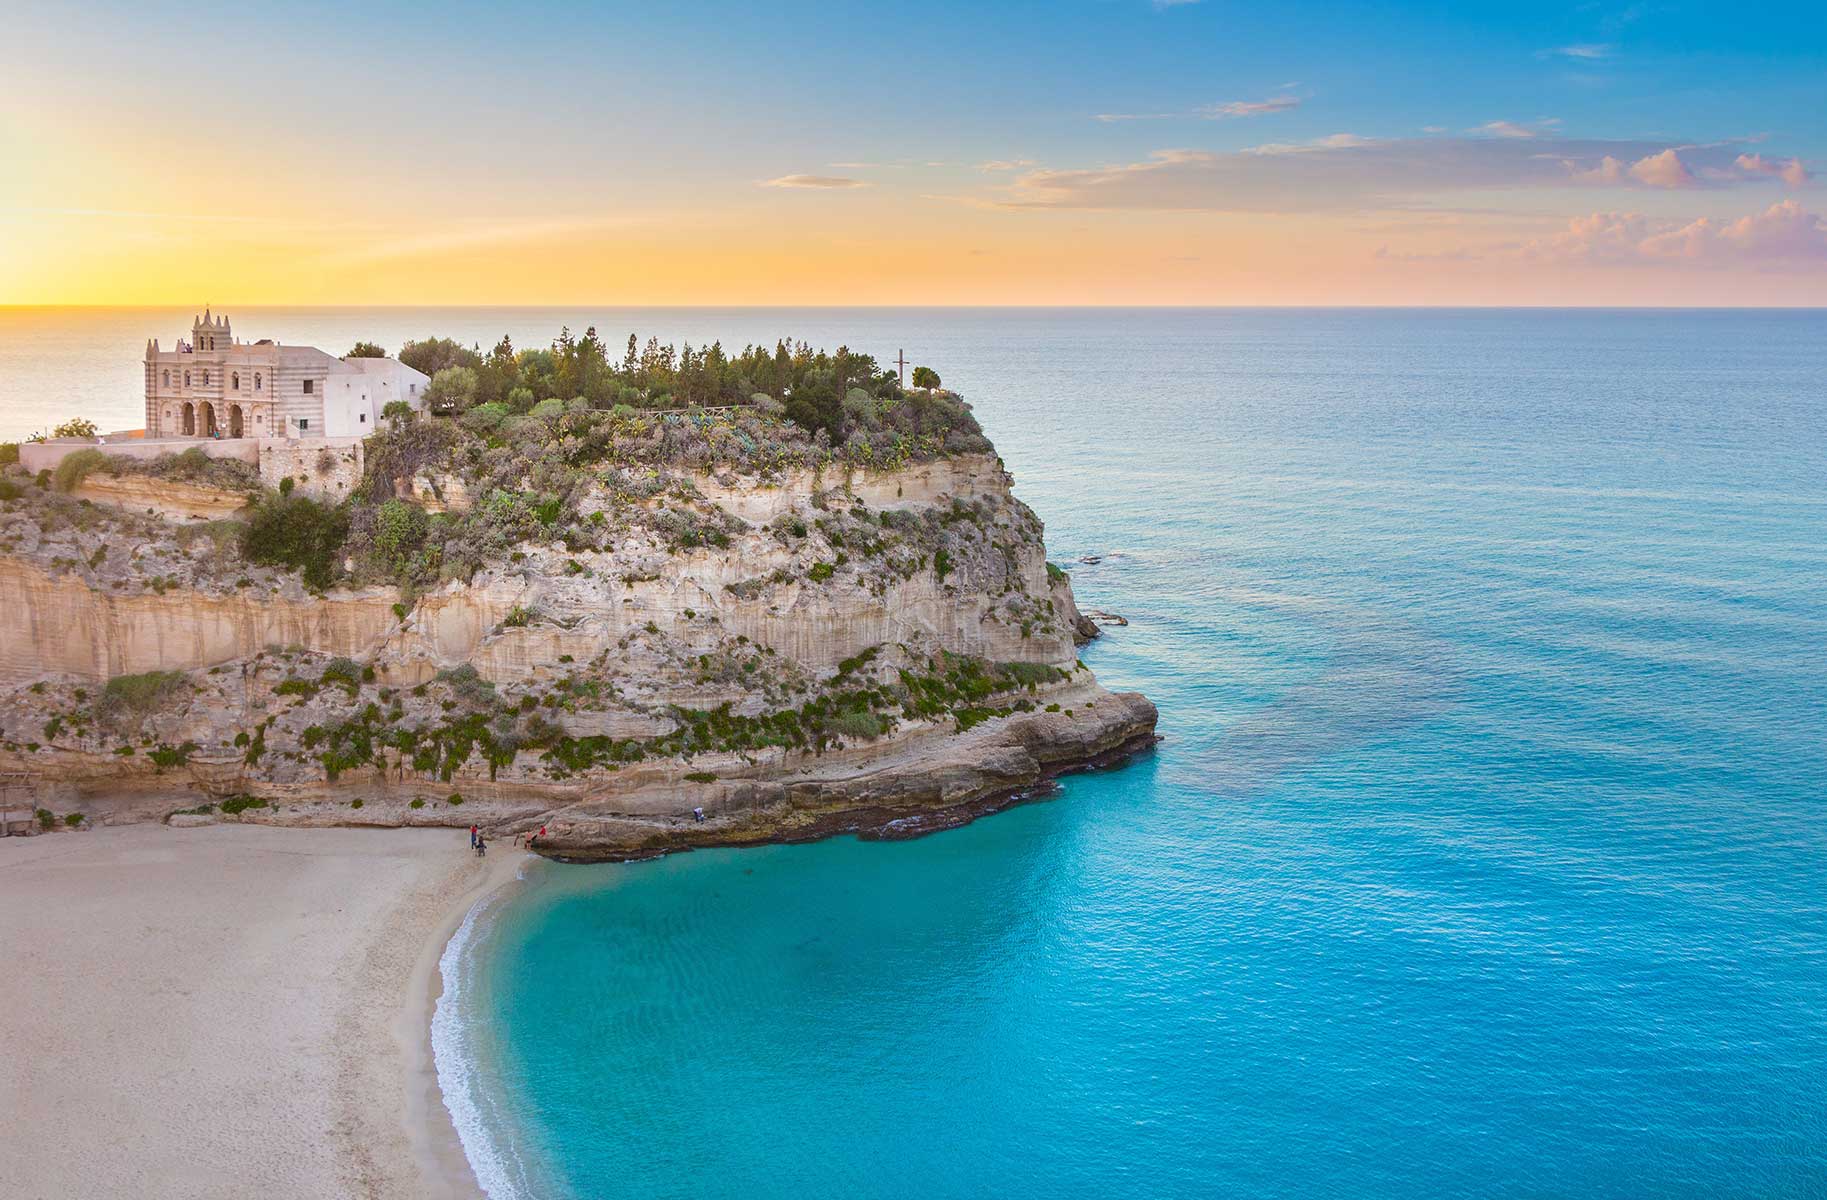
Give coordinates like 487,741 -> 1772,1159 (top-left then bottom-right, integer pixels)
32,308 -> 1812,1198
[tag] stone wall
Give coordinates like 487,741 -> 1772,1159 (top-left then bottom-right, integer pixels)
19,437 -> 258,474
257,438 -> 364,501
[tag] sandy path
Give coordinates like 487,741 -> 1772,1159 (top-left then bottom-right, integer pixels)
0,823 -> 519,1199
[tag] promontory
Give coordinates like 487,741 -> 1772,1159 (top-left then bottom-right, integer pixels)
0,325 -> 1157,860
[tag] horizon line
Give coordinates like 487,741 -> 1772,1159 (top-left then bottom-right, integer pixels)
4,303 -> 1827,312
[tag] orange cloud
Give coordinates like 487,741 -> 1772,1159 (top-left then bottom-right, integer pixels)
1627,149 -> 1696,188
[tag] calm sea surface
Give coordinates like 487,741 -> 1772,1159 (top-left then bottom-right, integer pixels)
6,309 -> 1826,1197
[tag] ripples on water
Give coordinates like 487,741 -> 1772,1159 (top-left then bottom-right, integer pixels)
8,308 -> 1823,1197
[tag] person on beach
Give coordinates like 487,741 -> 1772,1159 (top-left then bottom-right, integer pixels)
475,833 -> 486,857
469,824 -> 478,849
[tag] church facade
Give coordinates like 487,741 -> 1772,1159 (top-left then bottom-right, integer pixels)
143,312 -> 430,440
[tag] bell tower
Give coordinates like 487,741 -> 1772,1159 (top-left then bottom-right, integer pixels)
192,308 -> 231,353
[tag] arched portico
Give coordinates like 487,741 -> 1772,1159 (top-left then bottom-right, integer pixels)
228,404 -> 244,438
200,402 -> 217,438
181,402 -> 195,436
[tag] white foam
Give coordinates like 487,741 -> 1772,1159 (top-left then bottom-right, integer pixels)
432,865 -> 538,1200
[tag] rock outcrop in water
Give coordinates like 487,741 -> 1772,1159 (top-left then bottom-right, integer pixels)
0,401 -> 1155,858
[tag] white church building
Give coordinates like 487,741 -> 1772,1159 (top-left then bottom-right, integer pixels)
144,311 -> 429,440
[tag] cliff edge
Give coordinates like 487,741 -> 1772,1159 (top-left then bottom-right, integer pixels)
0,388 -> 1155,858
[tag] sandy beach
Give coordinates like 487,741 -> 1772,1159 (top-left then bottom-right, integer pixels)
0,823 -> 520,1199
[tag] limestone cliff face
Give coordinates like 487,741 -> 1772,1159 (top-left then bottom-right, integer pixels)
0,450 -> 1155,854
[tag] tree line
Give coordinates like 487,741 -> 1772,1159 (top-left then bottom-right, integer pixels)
371,329 -> 940,443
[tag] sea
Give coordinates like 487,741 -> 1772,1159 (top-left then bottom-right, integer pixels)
4,308 -> 1825,1197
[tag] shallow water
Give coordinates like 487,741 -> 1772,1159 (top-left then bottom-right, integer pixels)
9,308 -> 1825,1196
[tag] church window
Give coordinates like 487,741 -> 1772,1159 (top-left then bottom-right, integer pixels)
232,372 -> 239,389
184,371 -> 190,387
162,370 -> 170,387
304,379 -> 314,394
202,371 -> 210,386
299,418 -> 310,431
255,373 -> 262,390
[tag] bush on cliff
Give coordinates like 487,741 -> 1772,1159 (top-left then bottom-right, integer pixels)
241,492 -> 349,590
52,448 -> 110,493
101,670 -> 189,734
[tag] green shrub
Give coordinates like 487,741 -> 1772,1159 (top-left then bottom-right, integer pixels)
1046,561 -> 1067,584
410,798 -> 425,809
933,549 -> 953,580
350,798 -> 364,809
52,448 -> 110,493
148,742 -> 199,771
1000,661 -> 1064,690
320,657 -> 363,694
807,561 -> 836,583
683,771 -> 718,783
241,492 -> 349,590
830,710 -> 885,740
446,793 -> 464,806
53,418 -> 99,439
102,670 -> 187,727
64,812 -> 85,827
37,808 -> 55,830
219,795 -> 267,815
373,499 -> 428,576
0,476 -> 21,502
0,442 -> 18,466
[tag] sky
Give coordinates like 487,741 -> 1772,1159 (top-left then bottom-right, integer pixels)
2,0 -> 1825,306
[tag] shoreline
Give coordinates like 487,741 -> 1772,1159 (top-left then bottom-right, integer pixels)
0,823 -> 522,1199
404,837 -> 525,1200
419,846 -> 537,1200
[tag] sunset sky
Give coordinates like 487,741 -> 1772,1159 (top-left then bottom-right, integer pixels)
3,0 -> 1824,306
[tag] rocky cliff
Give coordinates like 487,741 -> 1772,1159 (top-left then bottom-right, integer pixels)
0,406 -> 1155,858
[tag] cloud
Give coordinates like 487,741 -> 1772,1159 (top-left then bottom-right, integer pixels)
1541,43 -> 1613,60
1096,93 -> 1301,123
1245,133 -> 1381,155
1642,200 -> 1827,262
1564,149 -> 1696,188
995,135 -> 1777,214
760,175 -> 869,189
1476,120 -> 1544,139
1202,95 -> 1303,118
1735,153 -> 1812,187
1525,201 -> 1827,265
1374,245 -> 1479,263
979,159 -> 1037,172
1627,148 -> 1696,188
1566,155 -> 1628,185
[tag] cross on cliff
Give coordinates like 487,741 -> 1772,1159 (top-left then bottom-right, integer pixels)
894,348 -> 908,387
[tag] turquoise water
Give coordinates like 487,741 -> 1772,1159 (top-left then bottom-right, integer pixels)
8,308 -> 1822,1195
436,310 -> 1827,1199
